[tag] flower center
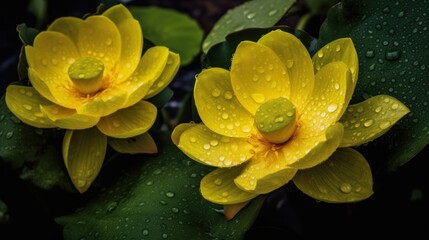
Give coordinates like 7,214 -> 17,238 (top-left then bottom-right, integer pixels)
254,97 -> 297,144
68,57 -> 104,94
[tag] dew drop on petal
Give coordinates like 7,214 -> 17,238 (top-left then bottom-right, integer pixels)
340,183 -> 352,193
211,89 -> 221,97
214,178 -> 222,186
224,91 -> 233,100
221,112 -> 229,119
363,119 -> 374,127
327,103 -> 338,112
23,104 -> 32,110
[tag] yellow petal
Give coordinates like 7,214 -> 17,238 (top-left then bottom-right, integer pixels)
27,67 -> 82,110
26,31 -> 79,78
40,104 -> 99,129
300,62 -> 352,136
194,68 -> 254,137
121,46 -> 169,108
200,166 -> 258,204
223,201 -> 251,221
48,16 -> 83,44
312,38 -> 358,86
293,148 -> 373,203
176,124 -> 253,167
63,128 -> 107,193
5,85 -> 55,128
230,41 -> 290,115
97,100 -> 157,138
234,155 -> 297,194
287,123 -> 344,169
27,68 -> 56,103
145,51 -> 180,99
76,15 -> 121,71
258,30 -> 314,110
171,122 -> 196,145
103,4 -> 143,82
76,86 -> 128,117
108,132 -> 158,154
339,95 -> 410,147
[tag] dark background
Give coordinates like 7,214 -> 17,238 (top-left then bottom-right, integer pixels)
0,0 -> 427,239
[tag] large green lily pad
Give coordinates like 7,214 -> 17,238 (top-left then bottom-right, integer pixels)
130,5 -> 204,66
202,0 -> 295,54
317,0 -> 429,171
56,132 -> 265,240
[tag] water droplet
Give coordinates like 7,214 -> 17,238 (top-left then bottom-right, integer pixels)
214,178 -> 222,185
224,91 -> 233,100
241,125 -> 251,133
189,137 -> 196,143
210,140 -> 218,146
327,103 -> 338,112
334,83 -> 340,90
146,180 -> 153,186
23,104 -> 32,110
364,119 -> 374,127
374,106 -> 382,113
142,229 -> 149,236
162,233 -> 168,239
203,144 -> 210,150
365,50 -> 375,58
335,45 -> 341,52
171,207 -> 179,213
221,112 -> 229,120
286,60 -> 294,68
391,103 -> 399,110
165,192 -> 175,198
247,12 -> 256,19
379,121 -> 391,130
211,88 -> 221,97
251,93 -> 265,103
317,51 -> 324,58
340,183 -> 352,193
385,50 -> 401,61
268,9 -> 278,16
274,116 -> 284,123
5,131 -> 13,139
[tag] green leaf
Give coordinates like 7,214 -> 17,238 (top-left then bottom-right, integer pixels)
317,0 -> 429,171
56,131 -> 265,240
0,94 -> 73,191
129,6 -> 204,66
202,0 -> 296,54
16,24 -> 39,81
203,26 -> 318,69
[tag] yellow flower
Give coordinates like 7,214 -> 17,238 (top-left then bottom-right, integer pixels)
172,30 -> 409,219
5,4 -> 180,193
